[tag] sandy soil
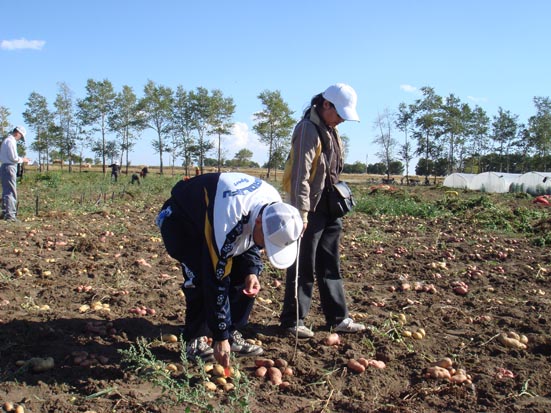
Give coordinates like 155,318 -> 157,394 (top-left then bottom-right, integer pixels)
0,185 -> 550,413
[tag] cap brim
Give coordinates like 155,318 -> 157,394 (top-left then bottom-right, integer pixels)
338,106 -> 360,122
265,240 -> 298,269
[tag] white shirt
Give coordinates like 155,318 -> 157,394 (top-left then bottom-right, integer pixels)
0,134 -> 22,165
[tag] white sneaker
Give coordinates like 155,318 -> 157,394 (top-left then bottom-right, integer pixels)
333,318 -> 366,333
230,330 -> 264,356
287,325 -> 314,338
186,337 -> 214,361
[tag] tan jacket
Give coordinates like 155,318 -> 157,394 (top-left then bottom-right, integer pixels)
282,108 -> 344,222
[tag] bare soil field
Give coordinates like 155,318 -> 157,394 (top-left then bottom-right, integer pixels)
0,181 -> 550,412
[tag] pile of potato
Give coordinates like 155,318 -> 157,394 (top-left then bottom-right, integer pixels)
71,351 -> 109,367
425,357 -> 472,384
2,402 -> 25,413
498,331 -> 528,350
254,358 -> 293,388
346,358 -> 386,374
202,363 -> 241,392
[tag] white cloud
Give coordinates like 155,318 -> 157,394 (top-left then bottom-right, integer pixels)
230,122 -> 251,147
467,95 -> 488,104
400,84 -> 418,93
1,38 -> 46,50
224,122 -> 268,163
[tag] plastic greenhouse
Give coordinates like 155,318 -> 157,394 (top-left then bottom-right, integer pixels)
510,172 -> 551,195
468,172 -> 521,193
442,173 -> 476,190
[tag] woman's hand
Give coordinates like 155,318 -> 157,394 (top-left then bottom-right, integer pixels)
213,339 -> 231,368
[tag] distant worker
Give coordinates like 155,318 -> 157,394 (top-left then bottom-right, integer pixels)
109,162 -> 121,182
195,166 -> 200,177
0,126 -> 30,222
140,166 -> 149,178
131,173 -> 140,185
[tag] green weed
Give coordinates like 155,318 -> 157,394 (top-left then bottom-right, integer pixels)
118,337 -> 252,413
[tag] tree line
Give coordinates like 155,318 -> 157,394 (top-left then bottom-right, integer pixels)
0,79 -> 296,177
373,86 -> 551,182
2,82 -> 549,179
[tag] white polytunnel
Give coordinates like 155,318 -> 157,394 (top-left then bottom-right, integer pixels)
510,172 -> 551,195
442,173 -> 476,190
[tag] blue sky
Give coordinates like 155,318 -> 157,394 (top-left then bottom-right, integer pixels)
2,1 -> 550,172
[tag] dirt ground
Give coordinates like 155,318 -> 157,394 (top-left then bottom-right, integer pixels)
0,185 -> 550,413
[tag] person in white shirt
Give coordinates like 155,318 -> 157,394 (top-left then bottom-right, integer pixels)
0,126 -> 30,221
156,172 -> 302,369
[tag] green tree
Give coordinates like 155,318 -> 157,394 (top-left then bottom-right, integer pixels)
464,106 -> 489,173
0,105 -> 10,136
528,97 -> 551,171
138,80 -> 174,175
490,107 -> 518,172
54,82 -> 78,172
411,86 -> 443,184
23,92 -> 54,171
253,90 -> 295,180
109,85 -> 144,174
395,102 -> 415,180
172,86 -> 195,176
441,94 -> 470,174
373,108 -> 397,180
77,79 -> 116,174
189,87 -> 215,173
233,148 -> 254,167
209,89 -> 235,173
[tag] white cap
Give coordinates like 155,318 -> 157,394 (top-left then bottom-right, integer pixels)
262,202 -> 303,269
15,126 -> 27,140
322,83 -> 360,122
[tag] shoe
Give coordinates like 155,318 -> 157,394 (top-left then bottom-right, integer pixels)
186,336 -> 214,362
230,330 -> 263,356
333,318 -> 366,333
286,325 -> 314,338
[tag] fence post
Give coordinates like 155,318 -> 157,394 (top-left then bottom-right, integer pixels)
35,195 -> 39,216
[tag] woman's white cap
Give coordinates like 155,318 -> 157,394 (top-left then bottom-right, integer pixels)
322,83 -> 360,122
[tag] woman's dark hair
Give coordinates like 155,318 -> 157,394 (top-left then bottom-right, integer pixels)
303,93 -> 335,119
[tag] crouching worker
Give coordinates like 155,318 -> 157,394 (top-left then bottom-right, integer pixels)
156,172 -> 302,369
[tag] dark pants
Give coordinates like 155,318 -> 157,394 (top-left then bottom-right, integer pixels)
280,202 -> 348,329
160,213 -> 255,341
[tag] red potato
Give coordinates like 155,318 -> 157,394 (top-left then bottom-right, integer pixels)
282,367 -> 293,376
267,367 -> 283,385
324,333 -> 341,346
367,359 -> 386,369
357,358 -> 370,368
425,366 -> 451,380
254,358 -> 275,368
255,366 -> 267,378
347,359 -> 365,374
279,381 -> 291,389
452,281 -> 469,295
274,358 -> 288,369
432,357 -> 453,369
449,369 -> 472,384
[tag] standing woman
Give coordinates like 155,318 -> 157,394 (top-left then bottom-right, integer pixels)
280,84 -> 366,338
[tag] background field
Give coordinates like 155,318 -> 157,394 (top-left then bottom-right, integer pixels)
0,170 -> 550,413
